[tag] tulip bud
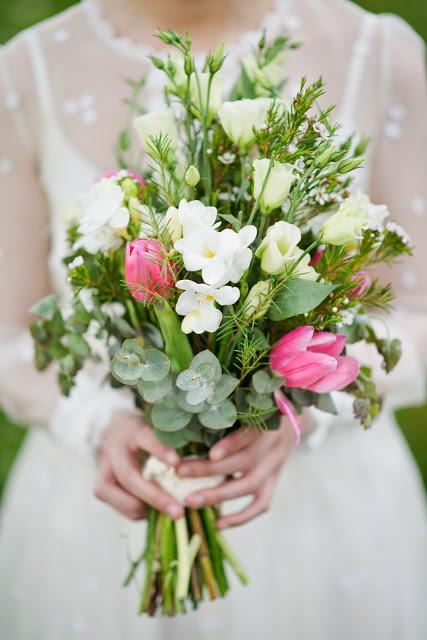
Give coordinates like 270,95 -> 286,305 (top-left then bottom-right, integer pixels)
184,165 -> 200,187
125,239 -> 175,304
338,156 -> 365,174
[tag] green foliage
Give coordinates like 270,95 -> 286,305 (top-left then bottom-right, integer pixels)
269,278 -> 336,321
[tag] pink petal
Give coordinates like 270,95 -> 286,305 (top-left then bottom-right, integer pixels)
270,326 -> 314,372
306,355 -> 360,393
308,333 -> 346,358
274,390 -> 302,447
283,351 -> 337,388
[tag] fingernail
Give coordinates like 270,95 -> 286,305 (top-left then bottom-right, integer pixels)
166,452 -> 179,466
178,464 -> 191,477
211,448 -> 224,462
167,504 -> 182,519
188,495 -> 204,508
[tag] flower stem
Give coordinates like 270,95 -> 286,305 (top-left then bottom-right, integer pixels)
188,508 -> 218,600
216,530 -> 249,586
138,508 -> 159,614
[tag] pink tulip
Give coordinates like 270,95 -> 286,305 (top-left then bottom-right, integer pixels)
350,271 -> 371,298
98,169 -> 145,190
274,389 -> 302,447
125,239 -> 175,304
270,326 -> 359,393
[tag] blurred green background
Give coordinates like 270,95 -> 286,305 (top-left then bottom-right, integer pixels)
0,0 -> 426,500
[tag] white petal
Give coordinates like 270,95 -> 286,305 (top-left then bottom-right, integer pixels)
110,206 -> 130,229
215,286 -> 240,306
238,225 -> 257,247
197,303 -> 223,333
217,228 -> 240,257
176,291 -> 198,315
202,258 -> 227,286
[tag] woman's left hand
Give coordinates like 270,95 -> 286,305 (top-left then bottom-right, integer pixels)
176,420 -> 296,529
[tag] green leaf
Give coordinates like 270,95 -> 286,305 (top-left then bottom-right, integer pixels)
154,428 -> 189,448
30,321 -> 50,345
176,369 -> 202,392
175,390 -> 208,414
137,375 -> 172,403
34,343 -> 51,371
140,348 -> 170,382
63,333 -> 90,359
59,354 -> 76,377
199,399 -> 237,430
185,382 -> 215,406
151,397 -> 192,432
191,350 -> 222,383
121,338 -> 145,359
30,294 -> 59,321
154,302 -> 193,372
252,371 -> 271,394
208,375 -> 239,404
246,392 -> 274,411
111,350 -> 144,385
219,213 -> 242,230
141,322 -> 164,349
269,278 -> 336,321
109,315 -> 137,338
315,392 -> 337,415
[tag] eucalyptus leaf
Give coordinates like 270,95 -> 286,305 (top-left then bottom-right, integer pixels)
208,375 -> 239,404
151,398 -> 192,432
246,392 -> 274,411
269,278 -> 336,321
185,382 -> 215,406
121,338 -> 145,359
176,369 -> 201,391
141,322 -> 164,349
315,392 -> 337,415
137,375 -> 172,403
141,348 -> 170,382
252,370 -> 271,394
175,390 -> 208,414
30,294 -> 59,321
109,315 -> 137,338
63,333 -> 90,359
199,399 -> 237,430
191,350 -> 222,383
111,350 -> 144,385
154,428 -> 189,448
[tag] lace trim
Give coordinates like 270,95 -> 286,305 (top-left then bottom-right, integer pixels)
82,0 -> 295,67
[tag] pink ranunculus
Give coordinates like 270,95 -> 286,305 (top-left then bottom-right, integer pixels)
125,239 -> 175,304
270,325 -> 359,393
350,271 -> 371,298
309,245 -> 325,266
99,169 -> 145,190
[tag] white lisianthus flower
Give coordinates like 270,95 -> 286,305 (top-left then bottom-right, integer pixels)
170,199 -> 219,236
74,225 -> 124,255
78,179 -> 129,234
133,109 -> 178,151
255,220 -> 302,275
253,158 -> 296,214
176,280 -> 240,334
321,194 -> 371,246
242,53 -> 286,95
218,98 -> 287,148
190,72 -> 223,122
291,249 -> 319,281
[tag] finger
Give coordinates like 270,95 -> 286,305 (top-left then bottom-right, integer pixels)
132,424 -> 181,467
186,441 -> 286,508
94,461 -> 147,520
216,474 -> 278,529
110,449 -> 184,519
209,426 -> 260,462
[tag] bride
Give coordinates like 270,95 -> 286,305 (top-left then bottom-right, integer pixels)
0,0 -> 426,638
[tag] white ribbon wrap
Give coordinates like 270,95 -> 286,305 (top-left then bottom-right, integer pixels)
143,456 -> 224,505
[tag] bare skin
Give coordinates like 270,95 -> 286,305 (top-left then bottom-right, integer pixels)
94,0 -> 298,527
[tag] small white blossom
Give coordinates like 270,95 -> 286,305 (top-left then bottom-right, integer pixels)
313,122 -> 328,139
175,280 -> 240,334
218,152 -> 236,165
68,255 -> 84,270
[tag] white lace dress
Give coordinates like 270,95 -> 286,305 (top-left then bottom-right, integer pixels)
0,1 -> 426,638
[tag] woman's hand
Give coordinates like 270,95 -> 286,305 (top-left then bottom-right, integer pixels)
94,411 -> 184,521
177,420 -> 296,529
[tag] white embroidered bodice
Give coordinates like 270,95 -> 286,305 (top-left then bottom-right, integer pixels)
0,0 -> 426,454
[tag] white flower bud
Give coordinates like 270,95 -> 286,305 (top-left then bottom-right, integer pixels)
253,158 -> 295,214
184,165 -> 200,187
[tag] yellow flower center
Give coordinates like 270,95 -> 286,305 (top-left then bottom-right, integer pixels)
206,250 -> 216,258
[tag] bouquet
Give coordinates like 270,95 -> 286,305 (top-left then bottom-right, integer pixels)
30,30 -> 411,616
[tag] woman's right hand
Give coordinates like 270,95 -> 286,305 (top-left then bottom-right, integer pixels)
94,411 -> 184,521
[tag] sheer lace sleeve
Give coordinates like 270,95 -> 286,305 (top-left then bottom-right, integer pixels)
0,35 -> 135,457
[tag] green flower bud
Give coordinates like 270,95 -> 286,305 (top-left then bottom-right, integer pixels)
338,156 -> 365,174
244,280 -> 272,319
315,143 -> 336,168
209,41 -> 225,74
121,177 -> 140,199
149,55 -> 165,71
354,136 -> 370,156
184,54 -> 194,77
184,165 -> 200,187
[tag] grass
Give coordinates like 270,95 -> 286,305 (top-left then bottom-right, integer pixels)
0,0 -> 426,498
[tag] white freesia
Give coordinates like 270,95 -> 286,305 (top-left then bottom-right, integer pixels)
218,98 -> 287,148
133,109 -> 178,151
175,225 -> 256,286
162,206 -> 183,243
190,72 -> 223,122
253,158 -> 296,213
170,199 -> 219,236
176,280 -> 240,334
321,194 -> 372,245
255,220 -> 301,275
242,53 -> 286,95
78,179 -> 129,234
